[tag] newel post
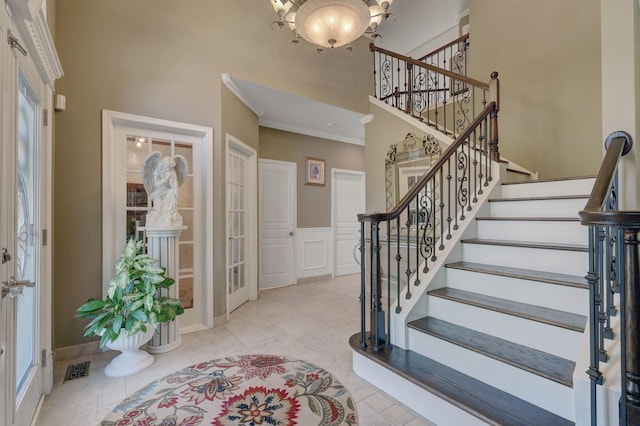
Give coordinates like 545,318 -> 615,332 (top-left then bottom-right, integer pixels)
623,227 -> 640,424
489,71 -> 500,162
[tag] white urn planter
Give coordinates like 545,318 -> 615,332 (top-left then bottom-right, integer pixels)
104,327 -> 155,377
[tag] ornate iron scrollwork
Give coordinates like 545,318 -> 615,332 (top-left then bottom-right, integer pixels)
454,89 -> 471,134
380,58 -> 393,99
456,149 -> 468,220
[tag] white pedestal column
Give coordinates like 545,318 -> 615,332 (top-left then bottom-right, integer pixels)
145,226 -> 184,353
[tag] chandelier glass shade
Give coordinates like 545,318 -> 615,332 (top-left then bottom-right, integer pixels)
270,0 -> 393,51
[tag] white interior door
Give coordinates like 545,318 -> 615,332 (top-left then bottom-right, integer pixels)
332,169 -> 365,276
226,135 -> 257,313
259,159 -> 296,289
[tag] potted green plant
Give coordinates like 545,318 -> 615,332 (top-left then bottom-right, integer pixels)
76,239 -> 184,375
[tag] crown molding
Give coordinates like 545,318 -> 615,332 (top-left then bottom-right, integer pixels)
8,1 -> 63,86
221,73 -> 263,117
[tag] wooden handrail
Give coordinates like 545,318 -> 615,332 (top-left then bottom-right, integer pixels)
418,33 -> 469,62
579,132 -> 633,224
358,101 -> 496,223
370,43 -> 489,90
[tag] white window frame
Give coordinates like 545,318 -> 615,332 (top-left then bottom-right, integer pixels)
101,110 -> 214,330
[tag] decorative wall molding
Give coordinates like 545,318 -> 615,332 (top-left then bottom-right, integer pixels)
295,227 -> 333,279
9,2 -> 63,86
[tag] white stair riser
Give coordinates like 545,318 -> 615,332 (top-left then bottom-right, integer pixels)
444,268 -> 589,315
489,198 -> 587,218
476,220 -> 587,245
500,178 -> 595,198
426,297 -> 583,360
352,352 -> 488,426
462,243 -> 588,276
408,329 -> 575,421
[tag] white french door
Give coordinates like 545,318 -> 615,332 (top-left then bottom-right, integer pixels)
226,135 -> 257,314
102,111 -> 214,332
258,159 -> 296,289
0,9 -> 52,425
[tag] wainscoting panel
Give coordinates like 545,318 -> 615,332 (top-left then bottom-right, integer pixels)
295,228 -> 333,280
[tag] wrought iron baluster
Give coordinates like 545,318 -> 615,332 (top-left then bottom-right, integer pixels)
360,221 -> 366,348
395,217 -> 402,313
466,137 -> 472,211
414,194 -> 421,286
586,225 -> 603,426
386,221 -> 392,349
472,128 -> 478,204
373,52 -> 378,100
430,176 -> 437,261
405,206 -> 412,300
446,158 -> 453,239
604,223 -> 615,340
426,69 -> 432,125
457,144 -> 468,221
479,120 -> 489,188
419,187 -> 433,272
370,222 -> 385,352
439,169 -> 445,250
597,227 -> 608,362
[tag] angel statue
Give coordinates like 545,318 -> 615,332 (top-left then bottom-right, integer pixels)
141,151 -> 189,227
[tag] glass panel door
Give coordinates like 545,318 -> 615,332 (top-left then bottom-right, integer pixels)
124,135 -> 195,309
15,74 -> 39,400
227,149 -> 248,312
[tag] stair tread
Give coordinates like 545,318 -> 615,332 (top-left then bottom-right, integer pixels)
501,176 -> 595,185
349,334 -> 574,426
461,238 -> 588,252
489,195 -> 589,203
408,316 -> 575,387
506,168 -> 531,176
476,217 -> 580,222
445,261 -> 588,289
428,287 -> 587,332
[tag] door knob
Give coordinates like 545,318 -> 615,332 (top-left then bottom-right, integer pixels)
289,231 -> 294,236
1,276 -> 36,299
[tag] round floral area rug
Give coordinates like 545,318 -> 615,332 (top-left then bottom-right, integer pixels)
102,354 -> 358,426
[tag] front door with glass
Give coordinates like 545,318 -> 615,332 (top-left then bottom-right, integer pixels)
0,19 -> 48,426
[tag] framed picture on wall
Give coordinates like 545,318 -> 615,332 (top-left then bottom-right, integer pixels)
305,157 -> 325,186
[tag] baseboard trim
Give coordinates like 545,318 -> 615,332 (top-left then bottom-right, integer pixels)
54,340 -> 101,360
297,274 -> 333,284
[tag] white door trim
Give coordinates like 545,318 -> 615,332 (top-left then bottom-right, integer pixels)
101,110 -> 214,329
331,168 -> 366,277
225,134 -> 258,318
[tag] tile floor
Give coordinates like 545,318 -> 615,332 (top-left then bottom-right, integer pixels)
36,274 -> 435,426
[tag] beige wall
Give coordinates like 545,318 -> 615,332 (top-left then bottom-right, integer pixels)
259,127 -> 365,228
365,104 -> 440,214
53,0 -> 371,348
468,0 -> 602,178
219,85 -> 259,319
222,86 -> 259,152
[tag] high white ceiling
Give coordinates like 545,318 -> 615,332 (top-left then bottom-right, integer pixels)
225,1 -> 467,146
376,0 -> 468,55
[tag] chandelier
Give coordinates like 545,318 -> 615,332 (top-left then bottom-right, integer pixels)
270,0 -> 394,53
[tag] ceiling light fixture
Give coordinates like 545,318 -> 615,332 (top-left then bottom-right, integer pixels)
270,0 -> 394,54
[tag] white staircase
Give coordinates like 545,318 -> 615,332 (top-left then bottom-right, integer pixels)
353,176 -> 595,425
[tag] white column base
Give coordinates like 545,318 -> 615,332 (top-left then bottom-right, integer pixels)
145,227 -> 184,353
